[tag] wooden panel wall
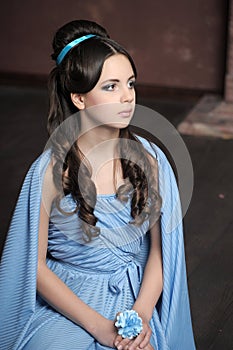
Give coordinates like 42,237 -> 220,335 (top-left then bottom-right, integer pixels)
0,0 -> 228,91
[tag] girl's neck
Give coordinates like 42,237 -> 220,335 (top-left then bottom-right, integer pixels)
77,127 -> 122,195
78,125 -> 120,156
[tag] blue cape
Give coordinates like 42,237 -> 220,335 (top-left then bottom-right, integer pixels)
0,139 -> 196,349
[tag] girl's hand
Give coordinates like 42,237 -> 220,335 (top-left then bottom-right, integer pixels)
93,318 -> 118,348
114,316 -> 153,350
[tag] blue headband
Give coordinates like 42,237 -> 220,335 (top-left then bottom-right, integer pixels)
56,34 -> 96,65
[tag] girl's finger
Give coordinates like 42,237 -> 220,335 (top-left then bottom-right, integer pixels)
127,331 -> 147,349
115,336 -> 132,350
137,328 -> 152,348
114,334 -> 123,347
128,327 -> 151,350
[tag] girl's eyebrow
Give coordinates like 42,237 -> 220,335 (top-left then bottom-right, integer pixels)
101,79 -> 119,84
128,75 -> 136,80
101,75 -> 136,85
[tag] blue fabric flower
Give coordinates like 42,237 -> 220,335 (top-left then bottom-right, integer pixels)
115,310 -> 143,339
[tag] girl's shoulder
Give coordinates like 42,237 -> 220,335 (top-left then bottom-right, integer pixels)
26,149 -> 52,172
24,149 -> 58,209
134,134 -> 178,184
22,149 -> 54,192
135,134 -> 169,166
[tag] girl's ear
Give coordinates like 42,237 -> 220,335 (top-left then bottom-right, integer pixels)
70,93 -> 85,110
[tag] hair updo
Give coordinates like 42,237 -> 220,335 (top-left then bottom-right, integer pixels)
48,19 -> 137,134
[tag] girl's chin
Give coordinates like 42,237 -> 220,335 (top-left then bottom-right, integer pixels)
104,120 -> 132,129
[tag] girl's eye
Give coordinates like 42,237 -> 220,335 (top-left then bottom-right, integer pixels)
128,80 -> 136,89
102,83 -> 117,91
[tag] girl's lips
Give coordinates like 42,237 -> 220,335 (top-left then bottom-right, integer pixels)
118,109 -> 133,118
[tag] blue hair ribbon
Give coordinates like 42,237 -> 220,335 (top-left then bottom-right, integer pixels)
56,34 -> 96,65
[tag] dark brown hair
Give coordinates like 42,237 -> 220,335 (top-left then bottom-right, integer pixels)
47,19 -> 161,241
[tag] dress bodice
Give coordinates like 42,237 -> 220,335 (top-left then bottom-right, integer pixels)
48,193 -> 150,272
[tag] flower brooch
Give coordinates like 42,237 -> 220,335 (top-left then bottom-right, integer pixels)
115,310 -> 143,339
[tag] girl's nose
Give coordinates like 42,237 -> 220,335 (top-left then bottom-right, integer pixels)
120,87 -> 135,103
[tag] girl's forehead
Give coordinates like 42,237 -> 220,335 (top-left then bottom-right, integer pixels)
100,54 -> 134,78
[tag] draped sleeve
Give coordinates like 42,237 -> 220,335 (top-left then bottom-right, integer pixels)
0,151 -> 51,350
137,136 -> 196,350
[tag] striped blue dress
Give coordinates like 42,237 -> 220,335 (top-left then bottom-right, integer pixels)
0,138 -> 196,350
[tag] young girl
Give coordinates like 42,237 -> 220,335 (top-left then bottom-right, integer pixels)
0,20 -> 196,350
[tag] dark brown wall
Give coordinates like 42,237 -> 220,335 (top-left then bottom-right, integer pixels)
0,0 -> 228,91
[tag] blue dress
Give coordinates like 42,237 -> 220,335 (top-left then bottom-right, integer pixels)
0,138 -> 196,350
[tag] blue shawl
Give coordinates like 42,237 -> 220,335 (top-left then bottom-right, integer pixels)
0,139 -> 196,349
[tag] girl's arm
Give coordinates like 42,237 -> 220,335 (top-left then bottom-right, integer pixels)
133,220 -> 163,320
114,221 -> 163,350
37,165 -> 117,348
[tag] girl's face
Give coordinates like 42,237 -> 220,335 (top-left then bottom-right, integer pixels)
71,54 -> 136,129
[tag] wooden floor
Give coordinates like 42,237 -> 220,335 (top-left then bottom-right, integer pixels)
1,85 -> 233,349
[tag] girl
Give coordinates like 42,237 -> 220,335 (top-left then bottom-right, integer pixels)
0,20 -> 196,350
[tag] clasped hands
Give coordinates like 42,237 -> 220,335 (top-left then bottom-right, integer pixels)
114,314 -> 154,350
